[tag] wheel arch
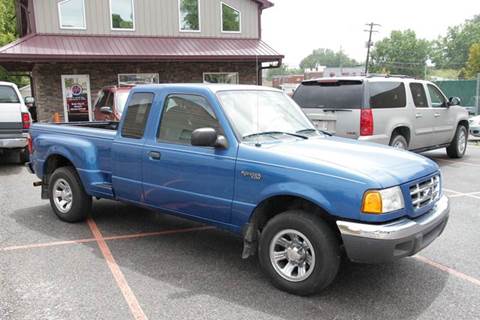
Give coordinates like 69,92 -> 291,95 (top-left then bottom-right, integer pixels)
389,125 -> 412,145
241,194 -> 341,259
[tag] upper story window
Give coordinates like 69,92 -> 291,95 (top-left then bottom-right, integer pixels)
58,0 -> 86,30
110,0 -> 135,31
179,0 -> 200,32
221,2 -> 241,33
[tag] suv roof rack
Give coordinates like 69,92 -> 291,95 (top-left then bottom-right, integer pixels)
366,73 -> 416,79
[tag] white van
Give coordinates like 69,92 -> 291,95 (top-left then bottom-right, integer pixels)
0,81 -> 31,163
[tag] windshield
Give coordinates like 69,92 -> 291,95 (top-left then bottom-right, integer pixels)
115,91 -> 130,114
293,80 -> 364,109
216,90 -> 316,141
0,86 -> 20,103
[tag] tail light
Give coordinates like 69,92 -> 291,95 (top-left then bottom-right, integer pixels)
27,135 -> 33,154
360,109 -> 374,136
22,112 -> 31,129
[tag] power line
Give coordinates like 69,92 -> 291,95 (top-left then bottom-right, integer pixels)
364,22 -> 381,74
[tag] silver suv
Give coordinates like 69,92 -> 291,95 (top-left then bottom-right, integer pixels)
293,76 -> 469,158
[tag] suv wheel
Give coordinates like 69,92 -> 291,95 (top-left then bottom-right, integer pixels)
48,167 -> 92,222
446,125 -> 468,158
258,210 -> 340,296
389,134 -> 408,150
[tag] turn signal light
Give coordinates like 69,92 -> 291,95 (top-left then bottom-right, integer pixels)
362,191 -> 382,214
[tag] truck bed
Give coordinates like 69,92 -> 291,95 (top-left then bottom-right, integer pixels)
30,121 -> 118,199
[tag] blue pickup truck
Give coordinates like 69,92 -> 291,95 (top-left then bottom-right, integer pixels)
28,84 -> 449,295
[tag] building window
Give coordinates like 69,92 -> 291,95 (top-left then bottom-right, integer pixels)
118,73 -> 160,85
58,0 -> 86,30
221,2 -> 240,33
179,0 -> 200,32
110,0 -> 135,30
203,72 -> 239,84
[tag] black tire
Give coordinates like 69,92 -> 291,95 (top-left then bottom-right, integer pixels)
389,134 -> 408,150
258,210 -> 340,296
446,125 -> 468,159
48,166 -> 92,222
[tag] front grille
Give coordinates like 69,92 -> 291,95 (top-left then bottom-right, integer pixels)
409,175 -> 440,210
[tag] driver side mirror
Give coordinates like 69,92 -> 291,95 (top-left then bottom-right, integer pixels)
191,128 -> 228,148
448,97 -> 461,107
100,106 -> 113,114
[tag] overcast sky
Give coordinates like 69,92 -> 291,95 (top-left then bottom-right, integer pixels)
262,0 -> 479,67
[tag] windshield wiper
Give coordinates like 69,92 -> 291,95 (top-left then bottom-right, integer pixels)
243,131 -> 308,140
296,128 -> 332,136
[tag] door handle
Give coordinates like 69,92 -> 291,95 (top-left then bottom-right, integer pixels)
415,113 -> 423,119
148,151 -> 161,160
434,113 -> 441,118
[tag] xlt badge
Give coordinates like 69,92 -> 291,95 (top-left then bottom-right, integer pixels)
241,171 -> 262,181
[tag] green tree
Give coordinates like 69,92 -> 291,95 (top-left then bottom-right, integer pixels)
180,0 -> 199,30
266,64 -> 302,81
0,0 -> 29,87
432,14 -> 480,69
370,30 -> 431,78
465,43 -> 480,78
299,48 -> 359,69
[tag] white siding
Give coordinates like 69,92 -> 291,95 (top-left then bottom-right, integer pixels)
34,0 -> 259,38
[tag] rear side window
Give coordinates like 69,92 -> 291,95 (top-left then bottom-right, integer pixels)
409,83 -> 428,108
293,80 -> 363,109
369,82 -> 406,109
121,93 -> 154,139
0,86 -> 20,103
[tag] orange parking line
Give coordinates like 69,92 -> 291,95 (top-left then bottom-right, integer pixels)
0,226 -> 213,252
102,226 -> 214,241
87,218 -> 148,320
0,238 -> 96,252
415,255 -> 480,287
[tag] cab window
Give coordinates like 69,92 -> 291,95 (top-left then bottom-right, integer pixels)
427,84 -> 447,108
158,94 -> 223,145
121,93 -> 154,139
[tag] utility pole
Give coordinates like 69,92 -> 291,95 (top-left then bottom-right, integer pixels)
364,22 -> 380,75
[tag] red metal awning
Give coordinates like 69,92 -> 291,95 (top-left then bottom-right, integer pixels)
0,34 -> 283,65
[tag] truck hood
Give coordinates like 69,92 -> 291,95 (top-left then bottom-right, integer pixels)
258,136 -> 439,188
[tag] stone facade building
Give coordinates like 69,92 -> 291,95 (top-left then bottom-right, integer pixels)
0,0 -> 282,122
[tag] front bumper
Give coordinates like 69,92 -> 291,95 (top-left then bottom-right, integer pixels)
336,195 -> 449,263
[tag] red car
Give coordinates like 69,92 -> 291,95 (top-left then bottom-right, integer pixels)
93,85 -> 134,121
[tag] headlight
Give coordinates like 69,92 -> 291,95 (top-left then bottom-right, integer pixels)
362,186 -> 405,214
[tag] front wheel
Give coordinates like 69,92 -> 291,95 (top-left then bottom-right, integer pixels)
258,210 -> 340,296
446,125 -> 468,158
48,167 -> 92,222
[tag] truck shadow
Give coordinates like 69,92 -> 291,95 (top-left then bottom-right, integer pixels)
11,201 -> 449,320
0,153 -> 24,176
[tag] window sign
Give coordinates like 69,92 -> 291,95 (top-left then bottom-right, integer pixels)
179,0 -> 200,32
110,0 -> 135,30
58,0 -> 86,29
61,75 -> 92,122
203,72 -> 239,84
118,73 -> 160,85
221,2 -> 240,33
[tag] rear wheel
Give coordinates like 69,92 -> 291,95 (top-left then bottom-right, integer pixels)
48,167 -> 91,222
389,134 -> 408,150
446,125 -> 467,158
258,210 -> 340,296
19,148 -> 29,164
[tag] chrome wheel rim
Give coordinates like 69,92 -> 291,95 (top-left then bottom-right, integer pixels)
53,178 -> 73,213
458,128 -> 467,154
269,229 -> 315,282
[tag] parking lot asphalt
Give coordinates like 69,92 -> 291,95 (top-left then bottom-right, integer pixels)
1,146 -> 480,320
